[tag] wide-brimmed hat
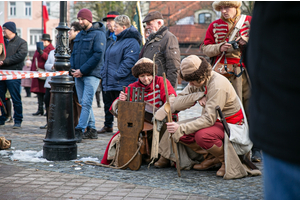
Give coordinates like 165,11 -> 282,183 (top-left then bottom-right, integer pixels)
102,11 -> 120,21
41,33 -> 52,41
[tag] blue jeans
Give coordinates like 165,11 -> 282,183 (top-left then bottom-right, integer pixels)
0,79 -> 23,123
75,76 -> 99,131
263,152 -> 300,200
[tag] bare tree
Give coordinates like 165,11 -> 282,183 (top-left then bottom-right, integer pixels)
70,1 -> 136,23
241,1 -> 255,16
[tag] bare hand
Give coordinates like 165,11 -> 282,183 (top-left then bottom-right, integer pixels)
220,43 -> 232,52
198,96 -> 207,107
119,91 -> 127,101
236,36 -> 247,46
71,69 -> 83,78
0,61 -> 3,66
166,122 -> 180,133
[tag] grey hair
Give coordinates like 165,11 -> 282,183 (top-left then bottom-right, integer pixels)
114,15 -> 131,28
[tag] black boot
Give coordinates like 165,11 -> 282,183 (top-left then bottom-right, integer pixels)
25,87 -> 31,97
75,128 -> 83,143
251,146 -> 262,162
5,98 -> 13,123
32,93 -> 44,116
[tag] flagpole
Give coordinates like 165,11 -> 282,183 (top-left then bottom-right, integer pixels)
137,1 -> 145,45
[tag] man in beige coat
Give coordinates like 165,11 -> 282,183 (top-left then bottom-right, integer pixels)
154,55 -> 261,179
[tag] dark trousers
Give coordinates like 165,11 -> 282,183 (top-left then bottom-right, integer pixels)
24,87 -> 31,97
44,88 -> 51,122
102,90 -> 120,128
0,79 -> 22,123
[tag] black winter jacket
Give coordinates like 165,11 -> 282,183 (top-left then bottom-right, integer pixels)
1,35 -> 28,70
247,2 -> 300,164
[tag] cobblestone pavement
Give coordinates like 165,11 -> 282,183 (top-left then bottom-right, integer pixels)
0,89 -> 263,200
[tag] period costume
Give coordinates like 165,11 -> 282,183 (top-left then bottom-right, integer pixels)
202,1 -> 251,114
155,55 -> 261,179
101,58 -> 176,165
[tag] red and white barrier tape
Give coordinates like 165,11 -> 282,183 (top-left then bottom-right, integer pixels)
0,70 -> 69,81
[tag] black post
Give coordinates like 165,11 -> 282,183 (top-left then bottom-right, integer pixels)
43,1 -> 77,161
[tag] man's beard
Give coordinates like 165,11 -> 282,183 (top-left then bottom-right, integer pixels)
81,24 -> 88,30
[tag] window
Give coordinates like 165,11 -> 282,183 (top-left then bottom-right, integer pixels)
16,29 -> 21,37
25,2 -> 31,16
47,2 -> 51,16
10,2 -> 16,16
30,29 -> 42,45
199,13 -> 212,24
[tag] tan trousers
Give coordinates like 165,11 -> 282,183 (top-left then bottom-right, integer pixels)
229,69 -> 250,119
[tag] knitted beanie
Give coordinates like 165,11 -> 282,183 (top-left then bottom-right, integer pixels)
3,21 -> 16,34
212,1 -> 242,11
131,57 -> 158,78
180,55 -> 212,82
77,8 -> 93,23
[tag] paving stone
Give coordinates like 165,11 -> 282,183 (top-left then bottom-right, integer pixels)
0,89 -> 263,200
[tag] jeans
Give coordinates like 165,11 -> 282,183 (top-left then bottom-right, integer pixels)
75,76 -> 100,131
102,90 -> 120,128
263,152 -> 300,200
0,79 -> 22,123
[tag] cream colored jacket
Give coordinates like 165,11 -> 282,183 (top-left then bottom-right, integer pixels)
172,71 -> 240,141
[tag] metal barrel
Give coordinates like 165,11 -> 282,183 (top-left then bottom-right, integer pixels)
127,87 -> 131,101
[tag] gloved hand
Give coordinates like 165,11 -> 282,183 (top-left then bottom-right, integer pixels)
37,47 -> 43,55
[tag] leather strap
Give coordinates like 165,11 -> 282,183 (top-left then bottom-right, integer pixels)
221,15 -> 241,43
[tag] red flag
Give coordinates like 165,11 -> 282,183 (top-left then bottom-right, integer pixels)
0,25 -> 6,61
42,1 -> 49,34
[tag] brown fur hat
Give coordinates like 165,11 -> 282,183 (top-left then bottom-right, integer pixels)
212,1 -> 242,11
180,55 -> 212,82
131,57 -> 158,78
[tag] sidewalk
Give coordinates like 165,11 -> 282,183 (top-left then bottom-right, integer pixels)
0,89 -> 263,200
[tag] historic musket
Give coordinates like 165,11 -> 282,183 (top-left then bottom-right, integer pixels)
215,106 -> 259,170
162,72 -> 181,177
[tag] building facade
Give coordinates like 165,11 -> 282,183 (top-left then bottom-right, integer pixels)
0,1 -> 71,57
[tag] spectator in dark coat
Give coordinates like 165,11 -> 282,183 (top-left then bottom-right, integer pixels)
98,15 -> 141,133
102,11 -> 119,50
0,21 -> 28,128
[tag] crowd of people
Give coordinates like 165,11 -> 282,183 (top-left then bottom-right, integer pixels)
2,1 -> 298,197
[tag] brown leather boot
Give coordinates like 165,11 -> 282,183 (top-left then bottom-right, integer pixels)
180,142 -> 208,156
193,154 -> 221,170
154,156 -> 170,168
207,144 -> 225,177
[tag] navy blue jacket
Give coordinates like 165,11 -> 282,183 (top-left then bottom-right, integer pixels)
71,22 -> 106,78
105,30 -> 115,51
101,25 -> 141,91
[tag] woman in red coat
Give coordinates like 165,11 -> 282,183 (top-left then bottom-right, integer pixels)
30,34 -> 54,116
